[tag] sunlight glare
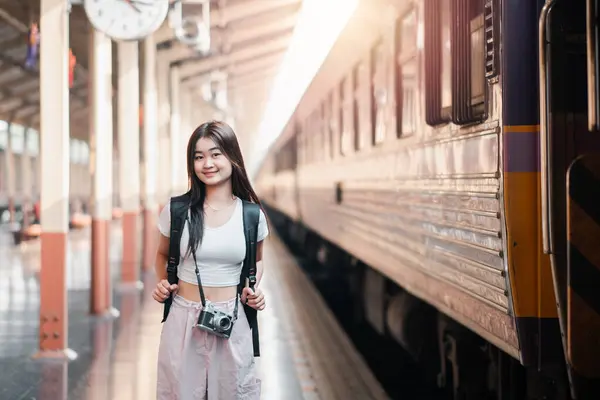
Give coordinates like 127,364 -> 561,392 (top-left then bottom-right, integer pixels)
248,0 -> 359,177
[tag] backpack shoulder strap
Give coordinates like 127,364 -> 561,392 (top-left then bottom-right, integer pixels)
161,192 -> 191,323
240,200 -> 261,356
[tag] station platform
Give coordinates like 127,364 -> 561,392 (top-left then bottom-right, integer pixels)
0,223 -> 389,400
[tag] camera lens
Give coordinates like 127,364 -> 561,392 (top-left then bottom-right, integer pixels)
217,317 -> 231,330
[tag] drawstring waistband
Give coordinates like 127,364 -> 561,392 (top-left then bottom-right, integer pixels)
172,294 -> 238,310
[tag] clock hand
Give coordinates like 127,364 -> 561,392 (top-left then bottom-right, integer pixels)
123,0 -> 142,13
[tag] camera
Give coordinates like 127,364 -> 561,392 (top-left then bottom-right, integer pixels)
196,302 -> 235,338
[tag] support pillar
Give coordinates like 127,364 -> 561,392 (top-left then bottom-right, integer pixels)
35,0 -> 76,360
157,59 -> 171,210
118,41 -> 142,288
89,27 -> 119,317
21,128 -> 32,228
142,35 -> 158,271
169,66 -> 183,195
5,124 -> 15,224
180,89 -> 191,145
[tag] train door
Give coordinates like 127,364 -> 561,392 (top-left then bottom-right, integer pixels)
539,0 -> 600,398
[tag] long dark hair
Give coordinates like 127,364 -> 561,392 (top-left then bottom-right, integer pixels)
185,120 -> 262,257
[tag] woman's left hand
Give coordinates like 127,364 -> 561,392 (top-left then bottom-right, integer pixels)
241,286 -> 266,311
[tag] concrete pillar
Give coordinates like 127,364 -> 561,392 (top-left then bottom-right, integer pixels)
35,0 -> 76,361
157,60 -> 171,208
89,27 -> 118,317
5,124 -> 15,223
142,35 -> 158,271
169,66 -> 183,195
180,89 -> 191,191
118,41 -> 142,288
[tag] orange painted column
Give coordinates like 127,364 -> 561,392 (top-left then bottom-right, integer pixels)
89,27 -> 119,317
142,35 -> 158,272
35,0 -> 76,360
118,41 -> 142,289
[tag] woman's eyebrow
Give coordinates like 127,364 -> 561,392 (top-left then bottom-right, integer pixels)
194,147 -> 219,154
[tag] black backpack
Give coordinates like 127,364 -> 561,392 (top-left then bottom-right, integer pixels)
161,191 -> 261,357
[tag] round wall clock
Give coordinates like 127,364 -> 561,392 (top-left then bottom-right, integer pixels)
84,0 -> 170,41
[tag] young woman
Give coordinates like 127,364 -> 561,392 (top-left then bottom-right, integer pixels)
152,121 -> 269,399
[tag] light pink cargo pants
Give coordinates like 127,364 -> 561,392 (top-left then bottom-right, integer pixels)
157,295 -> 261,400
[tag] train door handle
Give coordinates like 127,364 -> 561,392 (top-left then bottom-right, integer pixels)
587,0 -> 600,131
539,0 -> 558,254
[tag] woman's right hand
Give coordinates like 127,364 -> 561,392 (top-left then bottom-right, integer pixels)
152,279 -> 178,303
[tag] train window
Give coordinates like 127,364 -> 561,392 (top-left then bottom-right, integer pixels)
396,8 -> 418,137
338,79 -> 346,155
328,92 -> 335,159
440,0 -> 452,112
470,12 -> 486,107
424,0 -> 488,126
340,78 -> 354,156
320,102 -> 328,161
371,40 -> 386,145
314,112 -> 321,162
291,133 -> 298,168
308,113 -> 314,164
451,0 -> 486,123
317,109 -> 325,162
298,125 -> 306,165
424,0 -> 452,125
352,64 -> 361,150
307,116 -> 314,164
275,134 -> 298,173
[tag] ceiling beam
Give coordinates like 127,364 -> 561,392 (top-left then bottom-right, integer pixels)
227,52 -> 285,77
215,12 -> 298,50
180,50 -> 284,88
183,65 -> 279,94
228,67 -> 279,87
159,11 -> 296,62
176,33 -> 291,80
154,0 -> 301,43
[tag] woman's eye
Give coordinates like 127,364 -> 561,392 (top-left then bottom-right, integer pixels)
212,153 -> 221,158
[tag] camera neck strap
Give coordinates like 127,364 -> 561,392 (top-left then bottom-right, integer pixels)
187,217 -> 239,319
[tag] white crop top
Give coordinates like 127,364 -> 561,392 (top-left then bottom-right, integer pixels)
157,197 -> 269,287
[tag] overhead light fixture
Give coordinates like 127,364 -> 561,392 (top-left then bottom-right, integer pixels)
170,0 -> 211,54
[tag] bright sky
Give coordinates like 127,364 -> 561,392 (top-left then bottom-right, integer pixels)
248,0 -> 359,177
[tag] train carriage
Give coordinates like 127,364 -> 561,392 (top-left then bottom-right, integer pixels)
255,0 -> 600,399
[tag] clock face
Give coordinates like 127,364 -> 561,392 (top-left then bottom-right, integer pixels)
84,0 -> 170,41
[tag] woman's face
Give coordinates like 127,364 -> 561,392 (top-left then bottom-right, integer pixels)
194,137 -> 233,186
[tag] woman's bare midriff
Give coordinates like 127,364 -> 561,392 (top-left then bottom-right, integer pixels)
177,280 -> 239,302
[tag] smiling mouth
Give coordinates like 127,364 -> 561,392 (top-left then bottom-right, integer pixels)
204,171 -> 217,176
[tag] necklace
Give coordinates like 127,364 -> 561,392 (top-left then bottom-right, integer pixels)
205,197 -> 235,212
